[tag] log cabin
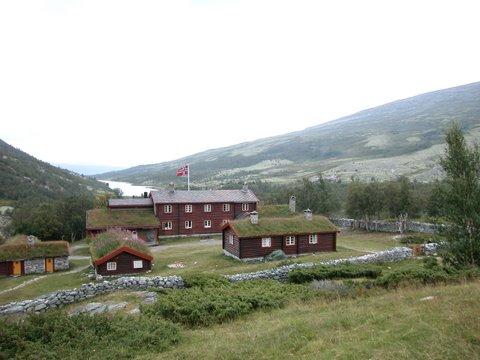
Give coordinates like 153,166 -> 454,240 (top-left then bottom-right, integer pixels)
222,210 -> 339,261
93,246 -> 153,276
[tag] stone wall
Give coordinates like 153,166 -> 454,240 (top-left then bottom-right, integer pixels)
0,247 -> 414,316
54,256 -> 69,271
330,218 -> 438,234
24,259 -> 45,275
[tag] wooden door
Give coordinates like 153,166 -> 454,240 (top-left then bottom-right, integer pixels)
12,261 -> 22,276
45,258 -> 54,273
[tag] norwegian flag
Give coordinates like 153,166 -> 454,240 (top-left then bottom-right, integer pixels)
176,164 -> 189,177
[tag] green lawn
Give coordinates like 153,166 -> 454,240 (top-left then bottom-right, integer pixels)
147,280 -> 480,359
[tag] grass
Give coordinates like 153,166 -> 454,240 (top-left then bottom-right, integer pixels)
257,204 -> 295,218
146,280 -> 480,359
86,208 -> 159,228
0,239 -> 69,261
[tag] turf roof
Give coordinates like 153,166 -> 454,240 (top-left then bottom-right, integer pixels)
0,240 -> 69,261
227,215 -> 338,238
86,208 -> 160,229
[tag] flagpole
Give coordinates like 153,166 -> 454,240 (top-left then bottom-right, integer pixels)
187,164 -> 190,191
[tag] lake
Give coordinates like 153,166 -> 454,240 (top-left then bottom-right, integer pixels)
100,180 -> 156,197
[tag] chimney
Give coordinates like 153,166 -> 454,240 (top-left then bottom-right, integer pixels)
242,182 -> 248,193
304,209 -> 313,221
289,195 -> 296,213
169,182 -> 175,194
249,211 -> 259,224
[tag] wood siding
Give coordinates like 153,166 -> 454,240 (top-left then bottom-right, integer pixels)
240,236 -> 283,258
222,228 -> 240,258
95,251 -> 152,276
0,261 -> 9,276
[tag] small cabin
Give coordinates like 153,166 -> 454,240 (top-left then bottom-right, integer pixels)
93,246 -> 153,276
0,236 -> 70,276
222,210 -> 339,261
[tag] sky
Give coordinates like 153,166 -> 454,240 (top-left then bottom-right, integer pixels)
1,0 -> 479,169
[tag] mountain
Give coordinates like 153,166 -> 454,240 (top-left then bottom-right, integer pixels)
98,81 -> 480,186
54,164 -> 126,176
0,139 -> 112,202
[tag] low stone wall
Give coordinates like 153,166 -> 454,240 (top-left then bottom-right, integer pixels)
54,256 -> 69,271
0,247 -> 413,316
24,259 -> 45,275
330,218 -> 438,234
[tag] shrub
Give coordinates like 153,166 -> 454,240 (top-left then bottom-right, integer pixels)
0,311 -> 180,360
182,273 -> 230,288
265,249 -> 287,261
288,263 -> 383,284
374,267 -> 450,288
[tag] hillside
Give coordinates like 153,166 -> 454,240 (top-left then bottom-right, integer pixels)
98,82 -> 480,186
0,139 -> 111,202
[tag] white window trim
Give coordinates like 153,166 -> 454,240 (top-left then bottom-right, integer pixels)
204,220 -> 211,228
185,220 -> 193,229
133,260 -> 143,269
223,203 -> 230,212
228,234 -> 234,244
204,204 -> 212,212
164,204 -> 172,213
185,204 -> 193,213
106,262 -> 117,271
309,234 -> 318,244
242,203 -> 249,211
261,237 -> 271,248
286,236 -> 296,246
222,219 -> 229,225
163,221 -> 173,230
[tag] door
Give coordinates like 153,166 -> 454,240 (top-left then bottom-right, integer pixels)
12,261 -> 22,276
45,258 -> 54,273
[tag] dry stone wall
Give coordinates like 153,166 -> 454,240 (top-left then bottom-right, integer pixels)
330,218 -> 438,234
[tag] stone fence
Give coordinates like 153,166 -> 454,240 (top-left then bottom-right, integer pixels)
330,218 -> 438,234
0,247 -> 413,316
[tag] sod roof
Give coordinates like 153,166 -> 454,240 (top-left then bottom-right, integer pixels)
226,215 -> 338,238
0,240 -> 69,261
86,209 -> 160,229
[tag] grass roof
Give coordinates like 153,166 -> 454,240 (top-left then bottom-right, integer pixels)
86,208 -> 159,229
90,229 -> 152,261
258,204 -> 296,218
0,240 -> 69,261
229,215 -> 338,238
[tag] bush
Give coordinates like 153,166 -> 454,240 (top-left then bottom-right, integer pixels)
142,280 -> 314,327
265,249 -> 287,262
182,273 -> 230,288
374,267 -> 450,288
0,311 -> 180,359
288,263 -> 383,284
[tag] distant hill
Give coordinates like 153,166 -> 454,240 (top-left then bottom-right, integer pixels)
98,81 -> 480,186
54,164 -> 126,176
0,139 -> 111,202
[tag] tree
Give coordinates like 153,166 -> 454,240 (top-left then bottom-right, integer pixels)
346,178 -> 385,228
439,122 -> 480,266
296,176 -> 340,215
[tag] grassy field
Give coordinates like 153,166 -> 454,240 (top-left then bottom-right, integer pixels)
145,281 -> 480,359
0,231 -> 400,304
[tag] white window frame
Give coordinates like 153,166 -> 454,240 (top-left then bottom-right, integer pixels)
185,220 -> 193,229
204,220 -> 211,228
164,204 -> 172,213
242,203 -> 249,212
106,262 -> 117,271
204,204 -> 212,212
185,204 -> 193,213
223,203 -> 230,212
309,234 -> 318,244
261,237 -> 271,248
228,234 -> 234,244
133,260 -> 143,269
163,221 -> 173,230
285,236 -> 296,246
222,219 -> 229,225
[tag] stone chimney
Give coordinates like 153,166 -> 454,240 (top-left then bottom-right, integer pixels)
304,209 -> 313,221
249,211 -> 259,224
242,182 -> 248,193
289,195 -> 296,213
169,182 -> 175,194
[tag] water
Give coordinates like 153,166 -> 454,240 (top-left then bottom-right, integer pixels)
100,180 -> 156,197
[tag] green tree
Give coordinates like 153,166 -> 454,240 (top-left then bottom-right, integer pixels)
346,178 -> 385,227
385,176 -> 417,220
439,122 -> 480,266
296,176 -> 340,214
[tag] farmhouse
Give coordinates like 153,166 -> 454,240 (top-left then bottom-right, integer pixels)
222,210 -> 339,260
0,236 -> 70,276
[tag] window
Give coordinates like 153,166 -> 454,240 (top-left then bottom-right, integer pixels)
261,237 -> 271,248
228,234 -> 234,244
308,234 -> 318,244
185,220 -> 193,229
162,221 -> 173,230
242,203 -> 249,212
222,219 -> 229,225
285,236 -> 296,246
185,204 -> 193,213
106,262 -> 117,271
223,203 -> 230,212
204,204 -> 212,212
164,204 -> 172,213
133,260 -> 143,269
204,220 -> 211,228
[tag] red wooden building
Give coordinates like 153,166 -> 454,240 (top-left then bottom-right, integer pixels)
93,246 -> 153,276
222,210 -> 339,260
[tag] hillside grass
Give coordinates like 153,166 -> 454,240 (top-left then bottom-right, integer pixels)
148,280 -> 480,359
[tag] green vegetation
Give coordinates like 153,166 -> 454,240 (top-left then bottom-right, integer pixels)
0,312 -> 180,359
90,229 -> 151,261
0,239 -> 69,261
86,208 -> 159,229
258,204 -> 294,218
288,263 -> 382,283
229,215 -> 337,237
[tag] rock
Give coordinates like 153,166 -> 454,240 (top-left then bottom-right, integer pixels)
265,249 -> 287,262
128,308 -> 140,315
106,302 -> 128,312
420,296 -> 435,301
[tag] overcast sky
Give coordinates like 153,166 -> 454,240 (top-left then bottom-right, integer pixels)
1,0 -> 479,168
